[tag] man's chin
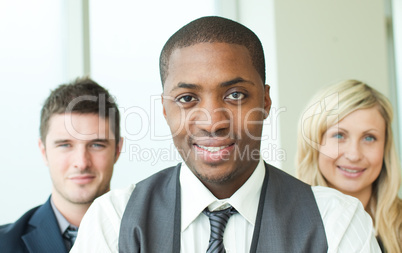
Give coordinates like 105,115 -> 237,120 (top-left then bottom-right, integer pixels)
66,192 -> 99,205
193,168 -> 235,184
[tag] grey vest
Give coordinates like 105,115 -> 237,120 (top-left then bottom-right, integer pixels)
119,163 -> 328,253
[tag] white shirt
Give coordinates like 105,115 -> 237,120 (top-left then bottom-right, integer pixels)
180,158 -> 264,252
71,160 -> 380,253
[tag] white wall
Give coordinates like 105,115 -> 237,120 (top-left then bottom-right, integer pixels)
0,0 -> 67,224
393,0 -> 402,153
392,0 -> 402,196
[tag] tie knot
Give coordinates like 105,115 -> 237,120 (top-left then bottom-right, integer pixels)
63,226 -> 78,245
203,206 -> 237,221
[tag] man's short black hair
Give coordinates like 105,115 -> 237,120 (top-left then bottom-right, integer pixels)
159,16 -> 266,86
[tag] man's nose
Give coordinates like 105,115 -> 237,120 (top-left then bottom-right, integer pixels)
193,100 -> 231,135
73,147 -> 92,170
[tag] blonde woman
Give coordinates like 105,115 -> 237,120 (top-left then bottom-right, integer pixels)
296,80 -> 402,252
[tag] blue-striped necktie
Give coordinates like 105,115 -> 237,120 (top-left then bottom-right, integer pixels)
63,226 -> 78,250
203,206 -> 237,253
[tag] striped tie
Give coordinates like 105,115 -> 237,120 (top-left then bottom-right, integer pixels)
63,226 -> 78,250
203,206 -> 237,253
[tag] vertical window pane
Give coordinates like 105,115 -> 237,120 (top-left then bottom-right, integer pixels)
0,0 -> 66,224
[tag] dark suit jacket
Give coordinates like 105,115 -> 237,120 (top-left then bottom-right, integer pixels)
0,197 -> 67,253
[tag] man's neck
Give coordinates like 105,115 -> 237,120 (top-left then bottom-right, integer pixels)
51,194 -> 90,227
200,160 -> 260,199
202,176 -> 253,199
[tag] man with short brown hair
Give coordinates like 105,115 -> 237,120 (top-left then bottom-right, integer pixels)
0,77 -> 123,253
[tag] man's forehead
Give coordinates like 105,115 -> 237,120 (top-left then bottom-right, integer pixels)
166,43 -> 253,76
46,113 -> 113,141
48,113 -> 106,124
164,43 -> 257,88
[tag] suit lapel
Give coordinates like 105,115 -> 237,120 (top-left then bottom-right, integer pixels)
22,198 -> 67,253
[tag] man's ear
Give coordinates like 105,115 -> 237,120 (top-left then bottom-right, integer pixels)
38,138 -> 48,166
114,137 -> 124,163
263,84 -> 272,119
162,93 -> 167,120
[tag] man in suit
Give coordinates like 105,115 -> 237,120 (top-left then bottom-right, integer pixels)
72,16 -> 380,252
0,77 -> 123,253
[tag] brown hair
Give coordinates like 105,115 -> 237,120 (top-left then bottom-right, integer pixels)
40,77 -> 120,145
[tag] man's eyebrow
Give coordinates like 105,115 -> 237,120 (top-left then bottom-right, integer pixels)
53,139 -> 70,144
170,82 -> 201,92
170,77 -> 254,92
53,139 -> 111,144
220,77 -> 254,87
91,139 -> 110,143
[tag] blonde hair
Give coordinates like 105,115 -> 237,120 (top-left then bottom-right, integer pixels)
296,80 -> 402,252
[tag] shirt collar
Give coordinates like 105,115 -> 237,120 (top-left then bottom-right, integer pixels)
50,197 -> 78,233
180,158 -> 265,232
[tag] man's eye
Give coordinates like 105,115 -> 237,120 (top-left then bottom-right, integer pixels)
226,92 -> 245,100
92,143 -> 105,148
178,95 -> 196,103
58,144 -> 71,148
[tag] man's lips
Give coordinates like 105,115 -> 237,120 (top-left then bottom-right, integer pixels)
193,138 -> 236,151
195,144 -> 234,153
68,174 -> 96,184
192,140 -> 235,163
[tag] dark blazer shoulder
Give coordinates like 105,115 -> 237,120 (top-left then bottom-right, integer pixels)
0,197 -> 67,253
0,205 -> 41,253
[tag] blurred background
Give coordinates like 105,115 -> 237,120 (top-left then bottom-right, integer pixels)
1,0 -> 401,224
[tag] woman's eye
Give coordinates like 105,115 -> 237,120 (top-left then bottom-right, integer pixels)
332,133 -> 344,139
178,95 -> 196,103
226,92 -> 245,100
364,136 -> 376,142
